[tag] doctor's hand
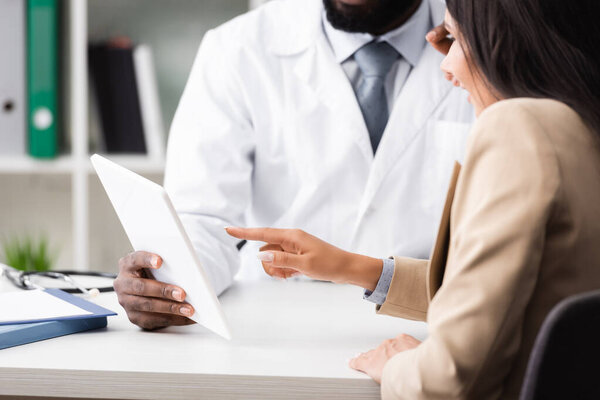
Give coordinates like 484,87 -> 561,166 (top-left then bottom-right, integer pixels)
349,334 -> 422,384
225,227 -> 382,291
113,251 -> 196,330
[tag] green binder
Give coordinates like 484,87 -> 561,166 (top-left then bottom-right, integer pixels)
27,0 -> 58,158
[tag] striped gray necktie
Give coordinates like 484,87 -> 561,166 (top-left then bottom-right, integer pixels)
353,41 -> 400,154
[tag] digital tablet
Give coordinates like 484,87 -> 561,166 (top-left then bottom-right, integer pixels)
91,154 -> 231,340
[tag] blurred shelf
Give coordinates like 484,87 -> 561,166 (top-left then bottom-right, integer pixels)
0,154 -> 165,175
87,154 -> 165,174
0,155 -> 75,174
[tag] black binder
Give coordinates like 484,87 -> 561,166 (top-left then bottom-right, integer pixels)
89,42 -> 147,154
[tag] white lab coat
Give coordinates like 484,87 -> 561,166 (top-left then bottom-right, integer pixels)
164,0 -> 475,295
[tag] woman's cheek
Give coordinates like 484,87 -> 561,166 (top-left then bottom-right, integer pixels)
449,42 -> 468,85
440,42 -> 456,77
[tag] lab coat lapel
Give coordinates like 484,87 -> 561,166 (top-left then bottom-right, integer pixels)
356,45 -> 454,219
289,34 -> 375,165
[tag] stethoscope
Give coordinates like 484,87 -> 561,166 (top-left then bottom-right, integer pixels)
0,263 -> 116,298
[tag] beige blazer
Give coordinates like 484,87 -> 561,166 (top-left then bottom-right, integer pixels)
377,98 -> 600,399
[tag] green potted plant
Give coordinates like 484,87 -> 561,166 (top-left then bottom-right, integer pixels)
1,235 -> 57,272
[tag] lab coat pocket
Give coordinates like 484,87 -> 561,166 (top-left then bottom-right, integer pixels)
428,120 -> 471,161
422,120 -> 471,213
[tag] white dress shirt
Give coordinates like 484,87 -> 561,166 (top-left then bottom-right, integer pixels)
322,0 -> 432,110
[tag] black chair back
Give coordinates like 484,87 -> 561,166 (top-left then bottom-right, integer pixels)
520,289 -> 600,400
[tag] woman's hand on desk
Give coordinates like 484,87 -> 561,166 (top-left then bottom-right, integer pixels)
225,227 -> 383,291
349,334 -> 422,383
113,251 -> 196,330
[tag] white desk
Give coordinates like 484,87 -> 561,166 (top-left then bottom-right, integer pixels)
0,278 -> 427,399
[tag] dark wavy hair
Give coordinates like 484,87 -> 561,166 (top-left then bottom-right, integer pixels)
446,0 -> 600,136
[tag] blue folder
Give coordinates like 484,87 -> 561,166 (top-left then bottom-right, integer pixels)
0,289 -> 117,350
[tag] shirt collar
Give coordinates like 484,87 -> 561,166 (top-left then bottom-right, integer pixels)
322,0 -> 431,67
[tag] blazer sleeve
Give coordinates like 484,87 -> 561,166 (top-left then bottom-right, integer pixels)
380,101 -> 561,399
376,257 -> 430,321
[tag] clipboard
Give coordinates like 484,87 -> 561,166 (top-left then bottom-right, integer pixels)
0,288 -> 116,326
0,289 -> 116,350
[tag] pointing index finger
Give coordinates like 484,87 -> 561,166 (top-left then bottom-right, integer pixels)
225,227 -> 287,245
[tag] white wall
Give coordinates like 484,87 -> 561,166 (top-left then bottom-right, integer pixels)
88,0 -> 248,129
249,0 -> 271,9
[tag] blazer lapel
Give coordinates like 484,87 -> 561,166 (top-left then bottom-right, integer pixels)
427,161 -> 461,300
